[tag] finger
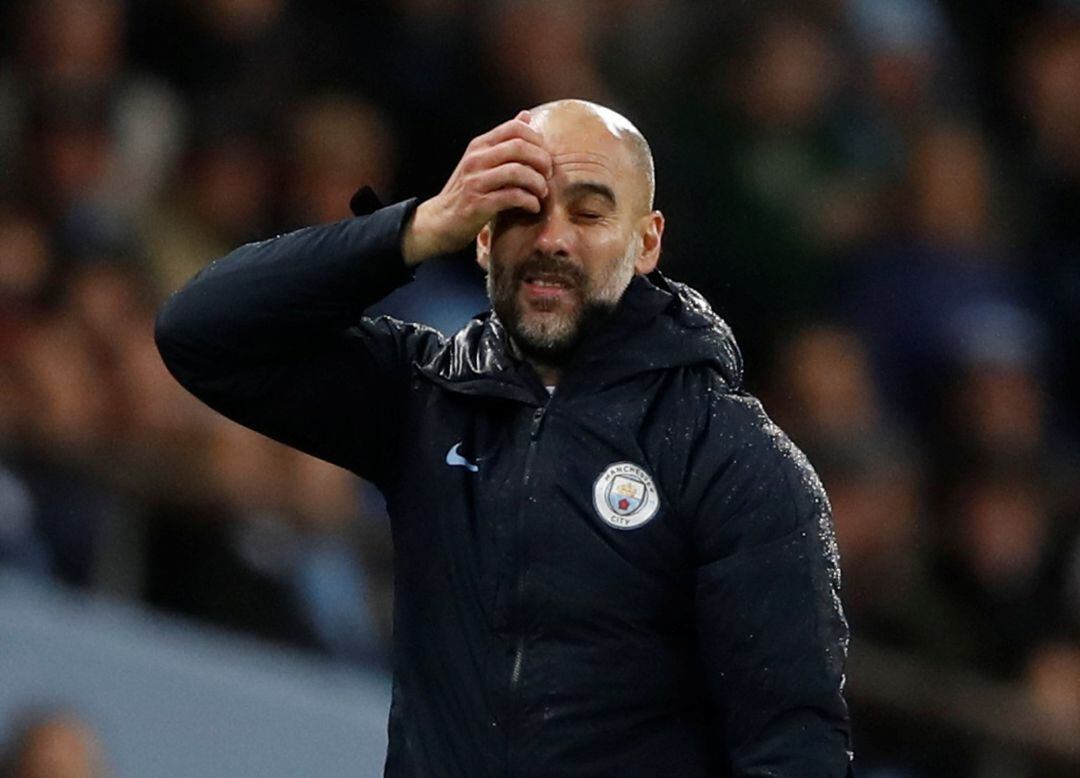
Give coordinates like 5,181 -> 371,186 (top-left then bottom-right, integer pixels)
473,138 -> 553,180
486,187 -> 542,215
474,162 -> 548,200
473,115 -> 546,152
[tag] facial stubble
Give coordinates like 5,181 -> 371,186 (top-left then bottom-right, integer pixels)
487,239 -> 639,367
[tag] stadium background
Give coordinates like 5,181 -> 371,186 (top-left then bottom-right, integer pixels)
1,0 -> 1079,775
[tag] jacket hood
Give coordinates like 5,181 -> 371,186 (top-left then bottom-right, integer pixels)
417,271 -> 743,400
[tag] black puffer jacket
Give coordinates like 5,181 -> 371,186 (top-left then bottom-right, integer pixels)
155,198 -> 853,777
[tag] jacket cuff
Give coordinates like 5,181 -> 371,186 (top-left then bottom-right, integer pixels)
351,197 -> 421,292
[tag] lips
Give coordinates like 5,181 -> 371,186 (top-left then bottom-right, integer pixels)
515,259 -> 584,306
523,272 -> 574,289
522,270 -> 578,304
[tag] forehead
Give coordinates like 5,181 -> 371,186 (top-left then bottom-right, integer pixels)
534,108 -> 640,202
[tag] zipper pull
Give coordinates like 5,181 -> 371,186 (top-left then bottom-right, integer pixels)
529,406 -> 546,439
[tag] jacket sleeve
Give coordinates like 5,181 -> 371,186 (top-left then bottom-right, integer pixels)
154,199 -> 443,485
681,390 -> 853,776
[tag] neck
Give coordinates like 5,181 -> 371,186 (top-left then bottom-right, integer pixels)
505,334 -> 562,387
530,361 -> 561,387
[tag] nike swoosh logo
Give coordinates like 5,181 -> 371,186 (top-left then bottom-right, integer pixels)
446,442 -> 479,473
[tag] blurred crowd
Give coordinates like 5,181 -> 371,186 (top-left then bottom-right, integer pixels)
0,0 -> 1079,775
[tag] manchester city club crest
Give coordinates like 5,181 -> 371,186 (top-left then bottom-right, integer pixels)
592,462 -> 660,530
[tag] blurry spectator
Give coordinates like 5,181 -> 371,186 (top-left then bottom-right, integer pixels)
143,421 -> 389,661
287,451 -> 391,662
479,0 -> 613,110
109,302 -> 207,454
299,0 -> 486,201
14,309 -> 112,453
140,119 -> 276,294
1013,10 -> 1080,189
908,124 -> 994,246
143,421 -> 322,650
840,120 -> 1037,424
0,0 -> 184,250
128,0 -> 316,128
847,0 -> 962,130
284,94 -> 397,227
597,0 -> 710,114
937,0 -> 1044,136
8,310 -> 118,586
58,259 -> 207,455
660,6 -> 883,372
937,316 -> 1048,461
62,260 -> 148,345
768,323 -> 882,441
809,432 -> 954,778
0,207 -> 52,356
932,463 -> 1065,679
1,711 -> 110,778
1026,641 -> 1080,741
22,98 -> 117,249
206,422 -> 292,517
812,434 -> 937,646
931,300 -> 1080,520
766,323 -> 946,652
1012,10 -> 1080,431
2,256 -> 185,589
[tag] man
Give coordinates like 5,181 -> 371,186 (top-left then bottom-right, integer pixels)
156,100 -> 853,776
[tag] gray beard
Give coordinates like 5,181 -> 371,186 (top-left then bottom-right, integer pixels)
487,242 -> 638,366
501,295 -> 617,367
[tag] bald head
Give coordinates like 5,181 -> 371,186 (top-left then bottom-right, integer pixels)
529,99 -> 656,214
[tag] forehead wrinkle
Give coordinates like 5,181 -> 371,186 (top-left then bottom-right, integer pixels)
551,152 -> 615,176
551,151 -> 612,163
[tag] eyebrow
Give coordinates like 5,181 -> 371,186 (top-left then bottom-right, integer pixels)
564,181 -> 617,208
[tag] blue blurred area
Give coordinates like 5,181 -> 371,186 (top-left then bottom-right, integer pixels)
370,252 -> 488,335
0,572 -> 390,777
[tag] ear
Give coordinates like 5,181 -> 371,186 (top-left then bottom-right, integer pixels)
633,211 -> 664,274
476,223 -> 492,272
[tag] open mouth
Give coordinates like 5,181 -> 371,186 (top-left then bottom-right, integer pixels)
521,272 -> 577,304
523,272 -> 575,290
514,259 -> 584,307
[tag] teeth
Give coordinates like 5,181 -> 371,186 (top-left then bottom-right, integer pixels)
529,277 -> 567,288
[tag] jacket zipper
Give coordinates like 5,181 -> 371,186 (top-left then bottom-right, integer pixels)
507,399 -> 549,777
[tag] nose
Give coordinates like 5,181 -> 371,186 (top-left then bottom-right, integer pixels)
532,210 -> 572,257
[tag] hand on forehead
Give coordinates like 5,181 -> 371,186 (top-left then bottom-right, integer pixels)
401,100 -> 657,265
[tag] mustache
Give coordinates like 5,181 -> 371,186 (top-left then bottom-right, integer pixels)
512,254 -> 587,287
